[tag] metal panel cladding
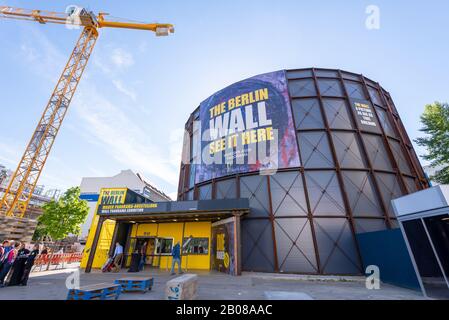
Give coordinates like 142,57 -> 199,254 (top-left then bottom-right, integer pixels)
178,68 -> 429,275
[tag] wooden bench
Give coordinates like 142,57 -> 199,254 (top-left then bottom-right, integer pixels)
114,277 -> 154,293
66,283 -> 121,300
165,274 -> 198,300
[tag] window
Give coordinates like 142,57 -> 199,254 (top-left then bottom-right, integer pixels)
315,69 -> 338,78
287,69 -> 313,79
317,79 -> 344,97
199,183 -> 212,200
344,81 -> 366,100
182,237 -> 209,255
155,238 -> 173,255
291,98 -> 324,129
288,79 -> 316,97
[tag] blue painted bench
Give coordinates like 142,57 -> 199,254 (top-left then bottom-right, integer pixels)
66,283 -> 121,300
114,277 -> 154,293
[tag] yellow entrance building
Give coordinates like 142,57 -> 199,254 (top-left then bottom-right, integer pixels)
81,188 -> 248,275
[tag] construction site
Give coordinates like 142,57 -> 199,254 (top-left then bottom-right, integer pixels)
0,2 -> 448,305
0,164 -> 59,241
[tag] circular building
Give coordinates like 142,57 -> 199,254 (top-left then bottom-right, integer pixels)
178,68 -> 428,275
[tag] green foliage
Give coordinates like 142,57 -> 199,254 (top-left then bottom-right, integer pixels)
34,187 -> 89,241
415,102 -> 449,184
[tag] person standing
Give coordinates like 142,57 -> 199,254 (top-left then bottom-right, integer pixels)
0,241 -> 5,262
0,241 -> 5,274
0,241 -> 11,275
128,249 -> 141,273
20,244 -> 40,286
7,243 -> 29,286
139,241 -> 147,271
170,241 -> 183,275
0,241 -> 20,286
0,241 -> 11,261
112,242 -> 123,272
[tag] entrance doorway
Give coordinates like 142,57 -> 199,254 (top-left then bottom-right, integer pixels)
128,236 -> 174,269
132,237 -> 160,268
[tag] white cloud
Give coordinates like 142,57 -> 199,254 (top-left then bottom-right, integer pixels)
73,84 -> 179,187
112,79 -> 137,101
20,43 -> 38,62
0,139 -> 80,192
137,41 -> 149,54
18,27 -> 65,80
168,128 -> 185,168
7,27 -> 179,194
93,55 -> 112,75
0,141 -> 20,167
110,48 -> 134,68
93,47 -> 134,75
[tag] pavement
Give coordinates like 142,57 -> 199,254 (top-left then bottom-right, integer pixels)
0,266 -> 426,300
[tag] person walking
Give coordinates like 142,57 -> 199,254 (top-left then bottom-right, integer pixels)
112,242 -> 123,272
20,244 -> 40,286
0,242 -> 20,286
170,241 -> 183,275
139,241 -> 147,271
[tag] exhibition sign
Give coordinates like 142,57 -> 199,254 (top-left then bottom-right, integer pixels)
352,99 -> 379,130
98,188 -> 127,205
195,70 -> 300,183
211,217 -> 238,275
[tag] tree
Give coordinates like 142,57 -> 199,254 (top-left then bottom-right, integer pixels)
415,102 -> 449,184
34,187 -> 89,241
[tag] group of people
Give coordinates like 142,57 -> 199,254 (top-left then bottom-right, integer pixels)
106,241 -> 148,273
133,241 -> 183,275
0,241 -> 40,287
107,240 -> 183,275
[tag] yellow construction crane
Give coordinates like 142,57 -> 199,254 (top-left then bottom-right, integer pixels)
0,6 -> 174,218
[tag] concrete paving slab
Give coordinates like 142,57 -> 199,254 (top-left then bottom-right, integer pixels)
0,267 -> 427,300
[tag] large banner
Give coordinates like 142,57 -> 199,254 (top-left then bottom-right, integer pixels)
195,70 -> 300,184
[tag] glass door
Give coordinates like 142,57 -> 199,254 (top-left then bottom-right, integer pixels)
402,215 -> 449,299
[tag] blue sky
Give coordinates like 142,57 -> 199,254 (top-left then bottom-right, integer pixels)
0,0 -> 448,199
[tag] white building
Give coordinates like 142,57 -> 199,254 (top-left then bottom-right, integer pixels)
79,169 -> 171,240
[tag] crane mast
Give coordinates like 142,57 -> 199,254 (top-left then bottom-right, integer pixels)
0,6 -> 174,218
1,27 -> 98,218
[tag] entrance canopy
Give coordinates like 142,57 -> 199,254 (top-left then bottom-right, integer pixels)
96,198 -> 250,222
84,198 -> 249,273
